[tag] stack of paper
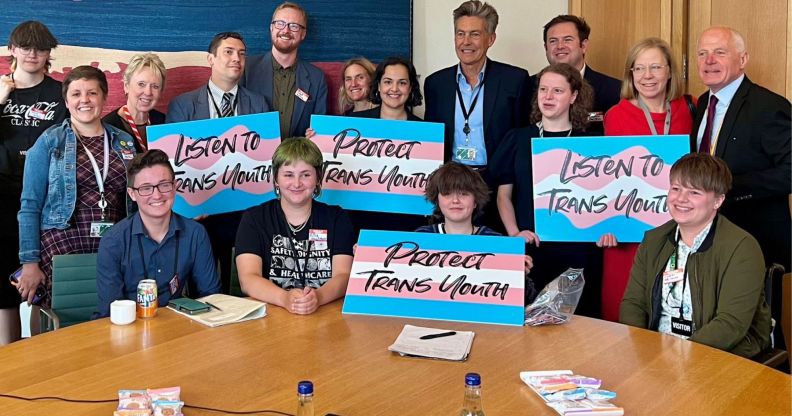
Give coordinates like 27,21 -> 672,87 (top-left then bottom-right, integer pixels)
388,325 -> 475,361
169,294 -> 266,327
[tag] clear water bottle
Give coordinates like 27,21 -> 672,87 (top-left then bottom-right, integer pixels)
460,373 -> 485,416
296,380 -> 314,416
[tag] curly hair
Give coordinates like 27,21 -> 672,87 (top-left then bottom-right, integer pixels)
369,57 -> 423,114
529,63 -> 593,130
424,162 -> 490,223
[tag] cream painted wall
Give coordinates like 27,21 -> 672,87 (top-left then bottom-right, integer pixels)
413,0 -> 568,115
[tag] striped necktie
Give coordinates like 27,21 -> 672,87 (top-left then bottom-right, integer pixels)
221,92 -> 234,118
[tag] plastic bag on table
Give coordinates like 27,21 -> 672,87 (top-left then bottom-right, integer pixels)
524,268 -> 585,326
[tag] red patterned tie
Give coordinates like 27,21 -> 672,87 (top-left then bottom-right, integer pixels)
698,94 -> 719,153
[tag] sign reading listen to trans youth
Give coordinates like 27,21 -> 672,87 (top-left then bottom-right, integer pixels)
310,115 -> 444,215
343,230 -> 526,326
147,112 -> 281,218
532,135 -> 689,243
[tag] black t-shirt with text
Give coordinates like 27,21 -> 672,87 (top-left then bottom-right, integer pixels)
0,76 -> 68,190
235,200 -> 354,290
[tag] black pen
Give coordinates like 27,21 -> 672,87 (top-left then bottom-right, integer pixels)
420,331 -> 456,340
204,301 -> 222,311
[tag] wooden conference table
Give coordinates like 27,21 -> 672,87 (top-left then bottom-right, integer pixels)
0,301 -> 789,415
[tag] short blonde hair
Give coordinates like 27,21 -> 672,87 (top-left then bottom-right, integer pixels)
124,53 -> 167,93
337,57 -> 376,113
620,38 -> 682,101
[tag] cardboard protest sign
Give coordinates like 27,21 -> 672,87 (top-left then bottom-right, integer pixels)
147,112 -> 280,217
310,115 -> 444,215
532,135 -> 689,242
343,230 -> 526,326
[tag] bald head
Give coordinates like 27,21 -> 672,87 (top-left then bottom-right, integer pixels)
696,26 -> 749,93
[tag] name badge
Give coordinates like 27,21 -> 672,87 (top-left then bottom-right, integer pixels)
168,274 -> 180,296
663,269 -> 684,285
29,107 -> 48,120
295,88 -> 310,102
89,221 -> 114,238
309,229 -> 328,250
455,147 -> 477,162
670,316 -> 693,338
121,149 -> 134,160
587,112 -> 604,122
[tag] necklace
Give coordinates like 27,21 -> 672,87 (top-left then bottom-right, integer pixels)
288,219 -> 308,235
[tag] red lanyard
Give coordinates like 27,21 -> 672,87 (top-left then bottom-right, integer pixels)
121,106 -> 148,150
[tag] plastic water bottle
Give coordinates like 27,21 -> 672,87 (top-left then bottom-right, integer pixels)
460,373 -> 485,416
296,380 -> 314,416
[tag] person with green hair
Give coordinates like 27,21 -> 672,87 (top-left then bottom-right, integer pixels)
235,137 -> 354,314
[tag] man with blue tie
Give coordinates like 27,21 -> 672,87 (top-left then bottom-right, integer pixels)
167,31 -> 270,295
691,26 -> 790,272
423,1 -> 532,230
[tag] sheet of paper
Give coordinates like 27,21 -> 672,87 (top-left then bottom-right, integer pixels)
388,324 -> 475,361
169,294 -> 267,327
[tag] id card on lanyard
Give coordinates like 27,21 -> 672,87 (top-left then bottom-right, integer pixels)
79,130 -> 114,237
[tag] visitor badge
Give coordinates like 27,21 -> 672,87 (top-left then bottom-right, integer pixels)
663,269 -> 684,285
89,221 -> 114,238
670,316 -> 693,337
295,88 -> 310,102
455,147 -> 477,162
29,107 -> 48,120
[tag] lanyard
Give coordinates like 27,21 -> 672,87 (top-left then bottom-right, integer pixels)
77,130 -> 110,219
636,97 -> 671,136
137,230 -> 180,283
455,68 -> 487,145
206,85 -> 238,118
121,105 -> 148,151
537,122 -> 573,138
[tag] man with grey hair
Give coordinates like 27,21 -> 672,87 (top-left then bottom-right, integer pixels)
423,0 -> 532,230
243,1 -> 327,139
691,26 -> 790,271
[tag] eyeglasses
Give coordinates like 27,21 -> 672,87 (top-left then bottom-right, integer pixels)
16,47 -> 51,57
631,64 -> 668,76
131,181 -> 175,196
271,20 -> 305,32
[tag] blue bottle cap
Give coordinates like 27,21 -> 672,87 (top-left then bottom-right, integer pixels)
297,380 -> 314,394
465,373 -> 481,386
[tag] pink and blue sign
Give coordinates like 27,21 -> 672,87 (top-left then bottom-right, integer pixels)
532,135 -> 689,242
310,115 -> 444,215
147,112 -> 281,218
343,230 -> 526,326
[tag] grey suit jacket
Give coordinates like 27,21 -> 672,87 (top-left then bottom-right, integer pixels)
165,83 -> 270,123
241,51 -> 328,137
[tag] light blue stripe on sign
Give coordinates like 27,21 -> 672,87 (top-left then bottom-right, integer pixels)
311,115 -> 446,143
357,230 -> 525,255
316,190 -> 433,215
342,295 -> 525,326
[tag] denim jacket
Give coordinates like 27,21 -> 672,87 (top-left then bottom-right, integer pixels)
18,119 -> 136,264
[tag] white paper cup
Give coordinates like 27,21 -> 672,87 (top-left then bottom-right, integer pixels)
110,300 -> 137,325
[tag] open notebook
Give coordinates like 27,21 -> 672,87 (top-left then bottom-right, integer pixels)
388,325 -> 475,361
169,294 -> 266,327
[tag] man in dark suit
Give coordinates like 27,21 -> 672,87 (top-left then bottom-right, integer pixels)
166,32 -> 270,122
424,1 -> 531,178
538,15 -> 620,133
692,26 -> 791,271
166,32 -> 270,295
242,1 -> 327,139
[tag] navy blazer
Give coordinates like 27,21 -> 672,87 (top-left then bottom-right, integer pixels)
165,84 -> 270,123
423,59 -> 532,166
691,76 -> 791,268
583,66 -> 621,115
241,52 -> 328,138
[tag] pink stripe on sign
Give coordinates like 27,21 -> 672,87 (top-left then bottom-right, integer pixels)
346,277 -> 524,305
354,246 -> 524,271
313,134 -> 443,160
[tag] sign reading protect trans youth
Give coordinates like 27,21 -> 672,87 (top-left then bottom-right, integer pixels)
310,115 -> 444,215
147,112 -> 281,218
343,230 -> 526,326
531,135 -> 689,243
